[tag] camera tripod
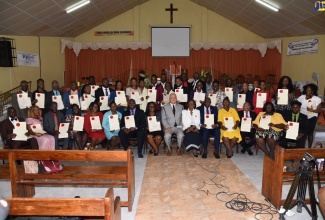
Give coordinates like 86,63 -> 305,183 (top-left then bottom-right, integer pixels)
279,155 -> 318,220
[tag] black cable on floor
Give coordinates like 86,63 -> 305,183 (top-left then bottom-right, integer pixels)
193,156 -> 278,220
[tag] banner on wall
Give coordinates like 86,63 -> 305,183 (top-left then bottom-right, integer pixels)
17,51 -> 39,67
287,38 -> 319,56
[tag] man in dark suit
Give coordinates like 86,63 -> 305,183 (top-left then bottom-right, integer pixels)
238,102 -> 257,155
45,80 -> 63,115
173,76 -> 189,108
81,75 -> 96,96
197,97 -> 220,159
279,100 -> 308,149
32,78 -> 47,116
11,80 -> 35,120
95,78 -> 113,113
149,74 -> 164,111
118,99 -> 146,158
43,102 -> 68,150
189,72 -> 206,93
0,107 -> 38,149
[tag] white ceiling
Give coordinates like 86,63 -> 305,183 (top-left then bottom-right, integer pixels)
0,0 -> 324,38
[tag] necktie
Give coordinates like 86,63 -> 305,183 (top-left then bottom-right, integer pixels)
246,112 -> 249,118
105,88 -> 108,96
206,107 -> 210,114
294,115 -> 296,122
172,105 -> 175,116
53,114 -> 58,131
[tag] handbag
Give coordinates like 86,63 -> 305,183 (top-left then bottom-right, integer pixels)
317,110 -> 325,126
23,160 -> 39,173
38,160 -> 63,174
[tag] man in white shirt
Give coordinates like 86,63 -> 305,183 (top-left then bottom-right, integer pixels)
161,94 -> 184,156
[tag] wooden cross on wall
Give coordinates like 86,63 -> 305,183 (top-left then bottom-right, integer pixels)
165,4 -> 178,24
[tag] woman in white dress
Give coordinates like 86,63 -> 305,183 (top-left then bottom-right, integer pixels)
297,83 -> 322,148
182,100 -> 201,157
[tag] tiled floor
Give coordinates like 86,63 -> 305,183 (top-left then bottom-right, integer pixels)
136,150 -> 279,220
1,132 -> 325,220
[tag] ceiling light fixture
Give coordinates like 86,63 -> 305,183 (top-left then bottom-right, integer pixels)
255,0 -> 279,12
66,0 -> 91,13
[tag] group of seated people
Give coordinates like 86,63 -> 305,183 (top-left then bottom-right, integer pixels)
0,73 -> 322,160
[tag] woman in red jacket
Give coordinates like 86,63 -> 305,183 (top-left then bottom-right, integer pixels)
253,80 -> 272,115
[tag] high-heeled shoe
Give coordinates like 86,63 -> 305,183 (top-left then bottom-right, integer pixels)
154,149 -> 159,156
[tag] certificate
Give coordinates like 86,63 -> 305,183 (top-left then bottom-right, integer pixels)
259,115 -> 271,130
175,89 -> 187,102
90,85 -> 99,97
147,89 -> 157,102
99,96 -> 109,111
237,94 -> 246,108
256,93 -> 267,108
307,99 -> 313,108
208,94 -> 217,106
52,96 -> 64,110
108,114 -> 120,131
204,114 -> 214,129
17,93 -> 32,109
90,116 -> 102,130
115,91 -> 127,106
31,124 -> 46,134
148,116 -> 161,132
277,89 -> 288,105
12,122 -> 28,141
178,94 -> 188,103
162,93 -> 170,105
286,121 -> 299,140
225,87 -> 233,102
58,123 -> 69,139
35,93 -> 45,109
69,95 -> 80,106
80,101 -> 88,110
130,91 -> 142,104
83,94 -> 95,109
193,92 -> 205,107
125,115 -> 135,129
240,117 -> 252,132
73,116 -> 84,131
224,117 -> 234,131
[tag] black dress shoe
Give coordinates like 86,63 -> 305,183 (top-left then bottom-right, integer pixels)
247,148 -> 253,156
202,152 -> 207,159
138,154 -> 144,159
214,152 -> 220,159
241,148 -> 246,154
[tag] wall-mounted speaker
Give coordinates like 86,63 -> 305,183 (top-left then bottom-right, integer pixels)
0,41 -> 13,67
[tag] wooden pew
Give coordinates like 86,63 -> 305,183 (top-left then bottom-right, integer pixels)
8,188 -> 121,220
9,149 -> 135,211
262,145 -> 325,209
0,150 -> 10,179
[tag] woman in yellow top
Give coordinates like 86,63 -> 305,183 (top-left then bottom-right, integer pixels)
218,97 -> 242,158
253,102 -> 286,159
